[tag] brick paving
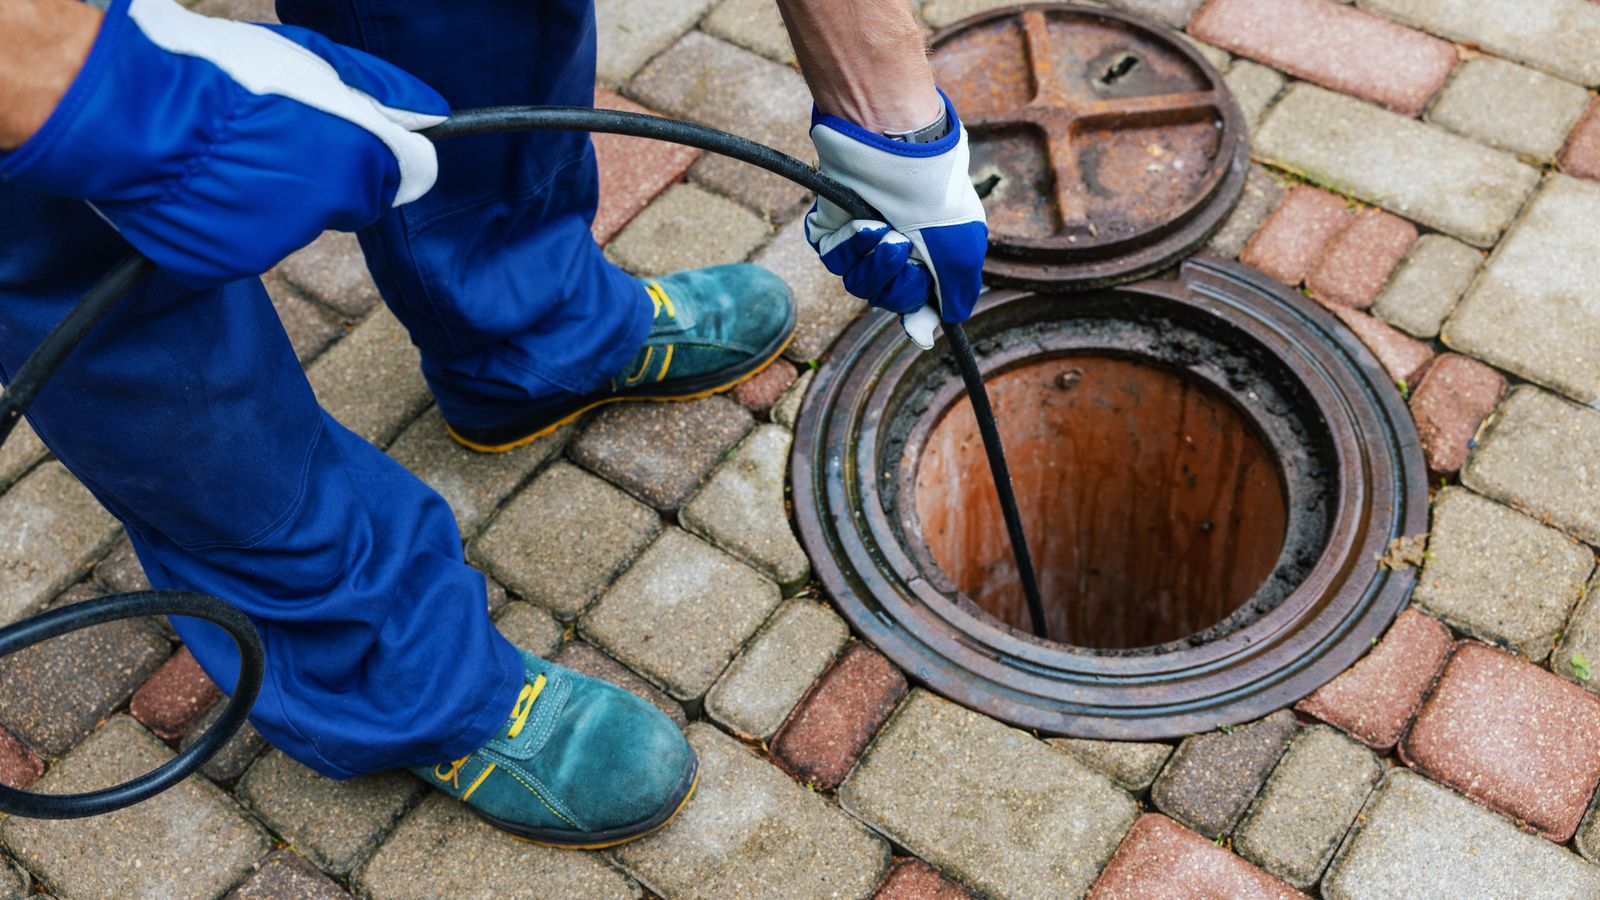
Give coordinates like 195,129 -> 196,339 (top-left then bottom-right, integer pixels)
5,1 -> 1600,897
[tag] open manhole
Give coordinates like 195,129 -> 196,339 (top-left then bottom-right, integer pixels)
792,257 -> 1428,739
934,3 -> 1249,289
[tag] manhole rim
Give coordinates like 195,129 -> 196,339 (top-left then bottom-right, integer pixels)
792,256 -> 1428,739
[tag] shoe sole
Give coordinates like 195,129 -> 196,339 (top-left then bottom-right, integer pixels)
445,304 -> 798,454
473,755 -> 700,850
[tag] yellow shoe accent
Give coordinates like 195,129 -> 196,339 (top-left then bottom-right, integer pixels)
507,674 -> 546,739
461,762 -> 496,801
443,330 -> 795,455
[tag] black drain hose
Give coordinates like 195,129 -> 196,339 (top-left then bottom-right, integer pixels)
0,105 -> 1048,820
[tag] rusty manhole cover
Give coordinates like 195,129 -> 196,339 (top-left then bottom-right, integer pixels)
792,257 -> 1428,739
933,4 -> 1248,289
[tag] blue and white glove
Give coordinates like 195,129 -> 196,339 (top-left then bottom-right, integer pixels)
0,0 -> 447,289
805,90 -> 988,349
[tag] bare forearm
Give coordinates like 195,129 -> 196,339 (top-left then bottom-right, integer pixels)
777,0 -> 940,134
0,0 -> 102,149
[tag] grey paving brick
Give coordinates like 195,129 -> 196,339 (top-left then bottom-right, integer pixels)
276,231 -> 381,319
629,32 -> 814,218
680,424 -> 809,591
606,183 -> 772,277
922,0 -> 1069,27
704,0 -> 795,65
0,419 -> 46,489
1463,386 -> 1600,546
183,695 -> 269,784
190,0 -> 278,21
494,600 -> 564,659
1371,233 -> 1482,339
1357,0 -> 1600,87
705,599 -> 849,740
1106,0 -> 1206,28
551,641 -> 688,728
0,585 -> 169,758
0,858 -> 26,900
92,536 -> 150,595
755,218 -> 867,363
614,723 -> 889,900
471,461 -> 661,618
840,690 -> 1137,900
225,850 -> 347,900
355,793 -> 638,899
1048,738 -> 1173,794
1413,487 -> 1592,661
0,716 -> 270,900
1206,163 -> 1286,259
1323,768 -> 1600,899
1554,571 -> 1600,691
263,271 -> 343,363
770,367 -> 813,430
1149,710 -> 1297,838
1234,725 -> 1382,890
389,407 -> 568,539
238,749 -> 424,876
581,528 -> 782,700
306,308 -> 431,448
1255,84 -> 1540,247
1427,58 -> 1592,161
594,0 -> 714,86
568,394 -> 754,511
1178,32 -> 1232,73
0,462 -> 120,627
1443,175 -> 1600,404
1224,60 -> 1286,134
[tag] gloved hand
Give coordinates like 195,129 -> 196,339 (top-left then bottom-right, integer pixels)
0,0 -> 447,289
805,90 -> 988,349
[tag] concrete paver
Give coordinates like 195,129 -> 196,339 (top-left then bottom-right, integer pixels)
0,420 -> 46,490
551,641 -> 689,728
840,690 -> 1138,900
770,368 -> 814,430
729,357 -> 798,416
1255,85 -> 1540,247
1223,60 -> 1286,134
1357,0 -> 1600,86
0,726 -> 42,791
703,0 -> 796,65
1048,738 -> 1173,794
1412,487 -> 1592,661
183,696 -> 269,785
771,643 -> 908,791
581,527 -> 782,700
129,647 -> 222,744
1307,207 -> 1416,309
1205,163 -> 1285,259
1088,814 -> 1305,899
1323,768 -> 1600,899
706,598 -> 850,740
680,424 -> 810,591
225,850 -> 347,900
493,600 -> 564,659
569,395 -> 754,511
1462,386 -> 1600,545
872,858 -> 975,900
0,717 -> 271,900
1329,305 -> 1435,385
472,461 -> 661,619
0,463 -> 121,627
594,0 -> 715,86
607,182 -> 773,277
1149,711 -> 1298,838
1233,726 -> 1381,890
389,408 -> 568,539
755,218 -> 867,364
1560,100 -> 1600,181
1370,233 -> 1481,339
1240,184 -> 1353,284
277,231 -> 381,320
1408,353 -> 1507,476
593,88 -> 703,245
306,308 -> 431,448
614,723 -> 890,900
1427,58 -> 1592,160
1553,571 -> 1600,691
1443,175 -> 1600,404
1296,608 -> 1454,751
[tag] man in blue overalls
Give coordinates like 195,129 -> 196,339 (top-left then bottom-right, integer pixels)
0,0 -> 985,846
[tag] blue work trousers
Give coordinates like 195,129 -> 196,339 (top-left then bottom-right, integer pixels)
0,0 -> 650,778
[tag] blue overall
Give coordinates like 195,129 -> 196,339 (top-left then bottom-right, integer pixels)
0,0 -> 650,778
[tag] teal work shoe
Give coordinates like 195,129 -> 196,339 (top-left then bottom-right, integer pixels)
446,263 -> 796,452
413,648 -> 698,848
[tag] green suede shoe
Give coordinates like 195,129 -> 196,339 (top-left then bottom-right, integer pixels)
446,263 -> 796,452
413,649 -> 698,849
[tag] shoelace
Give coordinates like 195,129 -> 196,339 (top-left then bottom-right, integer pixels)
433,673 -> 547,798
622,281 -> 678,385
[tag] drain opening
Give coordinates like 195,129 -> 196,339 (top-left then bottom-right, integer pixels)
913,355 -> 1286,649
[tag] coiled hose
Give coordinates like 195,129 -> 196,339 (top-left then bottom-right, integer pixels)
0,105 -> 1047,820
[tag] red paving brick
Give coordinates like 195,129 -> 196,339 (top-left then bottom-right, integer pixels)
730,358 -> 799,416
872,858 -> 976,899
1240,186 -> 1354,285
129,647 -> 223,744
1329,305 -> 1435,385
1296,609 -> 1453,751
0,724 -> 44,790
1400,642 -> 1600,842
1189,0 -> 1456,116
591,88 -> 702,245
1087,814 -> 1306,899
1409,353 -> 1508,476
770,642 -> 908,791
1307,208 -> 1417,309
1558,99 -> 1600,182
